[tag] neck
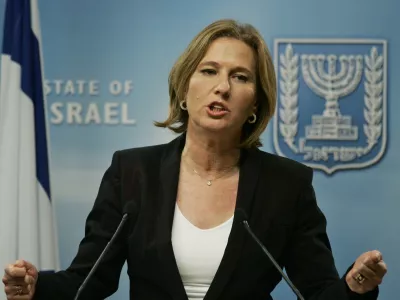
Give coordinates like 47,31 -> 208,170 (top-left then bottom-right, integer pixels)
182,127 -> 241,175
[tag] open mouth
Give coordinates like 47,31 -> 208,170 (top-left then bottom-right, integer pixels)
208,103 -> 228,112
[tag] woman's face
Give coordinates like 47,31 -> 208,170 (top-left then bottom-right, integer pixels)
185,37 -> 257,137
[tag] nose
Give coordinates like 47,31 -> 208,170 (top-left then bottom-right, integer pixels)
214,74 -> 230,98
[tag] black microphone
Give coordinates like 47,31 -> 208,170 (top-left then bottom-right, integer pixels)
235,208 -> 305,300
73,201 -> 136,300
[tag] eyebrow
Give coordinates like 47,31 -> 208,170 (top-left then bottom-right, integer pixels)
198,61 -> 254,76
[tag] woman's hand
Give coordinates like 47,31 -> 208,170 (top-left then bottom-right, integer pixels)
3,260 -> 38,299
346,250 -> 387,294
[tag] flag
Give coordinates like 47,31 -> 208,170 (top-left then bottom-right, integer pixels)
0,0 -> 59,272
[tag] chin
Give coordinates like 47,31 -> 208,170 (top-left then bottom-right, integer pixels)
204,126 -> 226,133
190,117 -> 235,134
201,119 -> 229,131
201,124 -> 237,137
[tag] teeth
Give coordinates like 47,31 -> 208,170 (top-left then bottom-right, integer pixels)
210,104 -> 225,112
211,106 -> 225,112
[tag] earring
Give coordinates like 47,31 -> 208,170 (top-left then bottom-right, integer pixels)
248,113 -> 257,124
180,100 -> 187,110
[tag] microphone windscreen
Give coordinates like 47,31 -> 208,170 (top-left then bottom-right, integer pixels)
123,201 -> 137,216
234,208 -> 248,222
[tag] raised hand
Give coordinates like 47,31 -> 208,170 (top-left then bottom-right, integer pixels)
3,260 -> 38,299
346,250 -> 387,294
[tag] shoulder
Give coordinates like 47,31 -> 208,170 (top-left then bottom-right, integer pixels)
106,144 -> 168,174
109,135 -> 183,170
253,148 -> 313,185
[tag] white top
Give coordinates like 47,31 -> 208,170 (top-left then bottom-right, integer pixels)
171,203 -> 234,300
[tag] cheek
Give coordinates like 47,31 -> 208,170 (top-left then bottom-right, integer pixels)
236,89 -> 256,111
184,84 -> 196,111
186,78 -> 203,105
187,74 -> 207,94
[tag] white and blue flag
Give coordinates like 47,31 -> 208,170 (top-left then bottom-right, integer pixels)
0,0 -> 59,271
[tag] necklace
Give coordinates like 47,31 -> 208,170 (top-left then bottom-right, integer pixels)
185,158 -> 239,186
192,169 -> 223,186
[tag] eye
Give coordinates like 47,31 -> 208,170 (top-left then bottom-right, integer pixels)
201,68 -> 217,75
233,74 -> 249,83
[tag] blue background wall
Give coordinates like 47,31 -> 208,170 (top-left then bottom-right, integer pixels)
1,1 -> 398,299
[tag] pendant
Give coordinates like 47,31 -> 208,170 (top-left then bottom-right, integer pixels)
207,180 -> 212,186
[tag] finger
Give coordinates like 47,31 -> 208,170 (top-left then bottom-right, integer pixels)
346,277 -> 364,294
24,273 -> 36,285
4,264 -> 26,278
20,260 -> 36,275
6,272 -> 36,285
3,270 -> 23,280
2,274 -> 11,285
355,266 -> 377,282
369,262 -> 387,281
362,254 -> 387,278
353,261 -> 384,285
349,269 -> 367,284
364,251 -> 382,266
368,261 -> 388,277
15,259 -> 38,277
14,260 -> 26,268
348,276 -> 375,294
2,276 -> 26,286
373,251 -> 383,262
350,268 -> 383,294
4,283 -> 29,296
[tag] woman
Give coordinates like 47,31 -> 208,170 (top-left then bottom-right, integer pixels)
3,19 -> 386,300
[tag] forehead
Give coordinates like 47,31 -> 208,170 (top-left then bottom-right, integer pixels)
200,37 -> 256,71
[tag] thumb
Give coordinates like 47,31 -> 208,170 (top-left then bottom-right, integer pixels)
23,261 -> 38,277
372,251 -> 382,263
15,260 -> 38,277
14,260 -> 26,268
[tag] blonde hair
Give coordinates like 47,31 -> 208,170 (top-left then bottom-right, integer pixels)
154,19 -> 276,148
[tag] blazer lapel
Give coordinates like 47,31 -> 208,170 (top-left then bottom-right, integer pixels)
154,135 -> 264,300
204,147 -> 263,300
156,134 -> 188,300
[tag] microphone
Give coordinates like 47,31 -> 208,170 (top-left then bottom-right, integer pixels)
235,208 -> 305,300
73,201 -> 136,300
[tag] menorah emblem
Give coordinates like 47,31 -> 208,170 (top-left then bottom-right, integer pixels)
301,54 -> 363,140
273,39 -> 387,174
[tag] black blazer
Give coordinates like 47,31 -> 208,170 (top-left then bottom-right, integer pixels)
34,134 -> 378,300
